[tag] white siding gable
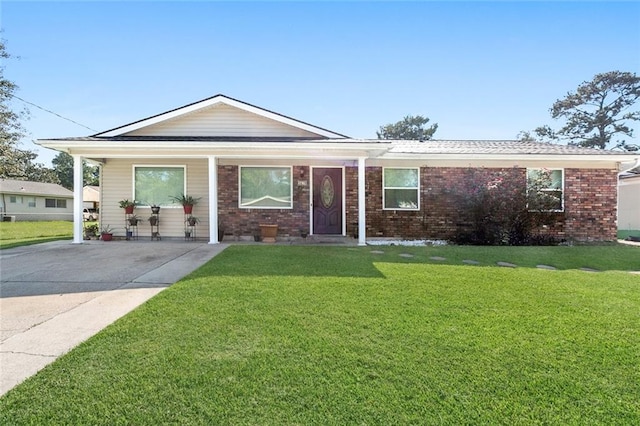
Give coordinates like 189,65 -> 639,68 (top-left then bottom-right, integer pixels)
124,103 -> 322,138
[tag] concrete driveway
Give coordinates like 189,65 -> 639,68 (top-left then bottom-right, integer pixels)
0,240 -> 227,396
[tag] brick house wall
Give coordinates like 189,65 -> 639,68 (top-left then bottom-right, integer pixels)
217,165 -> 618,242
357,166 -> 618,242
218,165 -> 311,238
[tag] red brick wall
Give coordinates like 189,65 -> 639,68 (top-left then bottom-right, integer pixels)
563,168 -> 618,241
349,166 -> 618,242
218,165 -> 310,238
218,165 -> 618,242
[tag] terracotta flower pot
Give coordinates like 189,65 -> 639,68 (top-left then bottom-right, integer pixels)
259,224 -> 278,243
101,233 -> 113,241
124,205 -> 134,214
183,205 -> 193,214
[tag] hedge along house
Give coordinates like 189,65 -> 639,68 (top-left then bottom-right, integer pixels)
37,94 -> 639,245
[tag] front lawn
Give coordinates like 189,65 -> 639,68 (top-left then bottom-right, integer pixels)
0,221 -> 72,249
1,246 -> 639,424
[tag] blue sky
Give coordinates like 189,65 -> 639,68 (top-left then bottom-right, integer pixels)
3,1 -> 640,165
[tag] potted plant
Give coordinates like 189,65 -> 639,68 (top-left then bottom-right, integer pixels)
170,194 -> 201,214
127,215 -> 141,226
300,228 -> 308,239
185,216 -> 199,226
100,225 -> 114,241
84,223 -> 99,240
148,215 -> 159,226
119,199 -> 135,214
150,205 -> 161,214
259,224 -> 278,243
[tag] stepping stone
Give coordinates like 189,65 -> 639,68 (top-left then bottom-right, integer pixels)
370,250 -> 385,254
462,259 -> 480,265
429,256 -> 446,261
536,264 -> 557,270
497,261 -> 517,268
580,267 -> 599,273
399,253 -> 414,258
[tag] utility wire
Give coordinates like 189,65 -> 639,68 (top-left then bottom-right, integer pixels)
10,94 -> 98,132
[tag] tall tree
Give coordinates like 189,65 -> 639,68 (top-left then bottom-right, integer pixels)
377,115 -> 438,140
542,71 -> 640,149
52,152 -> 99,190
0,39 -> 58,181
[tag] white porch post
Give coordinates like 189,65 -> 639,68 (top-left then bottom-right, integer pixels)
358,157 -> 367,246
208,156 -> 219,244
72,154 -> 84,244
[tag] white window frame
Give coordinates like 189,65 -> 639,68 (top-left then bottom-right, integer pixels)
132,165 -> 186,208
527,168 -> 564,212
382,167 -> 420,211
239,166 -> 293,210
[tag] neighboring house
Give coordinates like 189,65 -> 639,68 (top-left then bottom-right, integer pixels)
0,179 -> 73,221
37,94 -> 639,244
618,173 -> 640,231
83,185 -> 100,210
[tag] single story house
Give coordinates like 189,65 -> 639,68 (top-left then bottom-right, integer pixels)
37,94 -> 639,244
618,172 -> 640,231
0,179 -> 73,221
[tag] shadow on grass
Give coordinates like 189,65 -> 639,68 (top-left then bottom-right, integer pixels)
189,244 -> 640,278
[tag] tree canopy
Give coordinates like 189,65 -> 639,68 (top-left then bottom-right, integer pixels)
0,39 -> 58,182
52,152 -> 99,190
377,115 -> 438,140
535,71 -> 640,150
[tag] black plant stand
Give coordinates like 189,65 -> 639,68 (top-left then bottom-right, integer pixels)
184,214 -> 197,241
150,211 -> 161,240
125,213 -> 138,241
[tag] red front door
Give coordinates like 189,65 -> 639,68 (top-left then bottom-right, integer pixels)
313,168 -> 342,235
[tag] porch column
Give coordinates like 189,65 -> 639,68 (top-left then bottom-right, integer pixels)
72,154 -> 84,244
358,157 -> 367,246
208,156 -> 219,244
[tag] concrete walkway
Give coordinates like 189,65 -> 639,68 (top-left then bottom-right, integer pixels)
0,240 -> 228,396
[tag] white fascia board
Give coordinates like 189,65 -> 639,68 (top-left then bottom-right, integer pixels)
95,95 -> 346,139
36,139 -> 388,159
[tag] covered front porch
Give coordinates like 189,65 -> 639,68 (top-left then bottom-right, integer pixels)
68,154 -> 375,246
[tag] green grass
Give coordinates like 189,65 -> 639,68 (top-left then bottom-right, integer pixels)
1,246 -> 639,424
618,229 -> 640,240
0,221 -> 73,249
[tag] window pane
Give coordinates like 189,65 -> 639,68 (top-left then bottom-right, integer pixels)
384,168 -> 419,188
240,167 -> 292,208
45,198 -> 55,208
57,199 -> 67,208
135,167 -> 185,206
385,189 -> 418,209
527,169 -> 563,211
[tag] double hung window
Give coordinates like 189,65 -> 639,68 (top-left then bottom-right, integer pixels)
383,168 -> 420,210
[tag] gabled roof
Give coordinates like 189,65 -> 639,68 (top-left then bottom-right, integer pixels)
94,94 -> 349,139
0,179 -> 73,197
